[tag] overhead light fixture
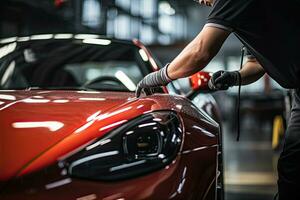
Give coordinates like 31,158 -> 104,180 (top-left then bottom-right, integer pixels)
159,1 -> 176,15
82,0 -> 101,28
82,38 -> 111,45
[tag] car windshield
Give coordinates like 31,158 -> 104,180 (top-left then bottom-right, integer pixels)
0,38 -> 153,92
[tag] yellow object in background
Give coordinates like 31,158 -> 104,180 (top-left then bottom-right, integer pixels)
272,115 -> 285,150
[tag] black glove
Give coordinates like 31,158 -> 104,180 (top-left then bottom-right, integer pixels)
208,70 -> 241,90
136,65 -> 172,97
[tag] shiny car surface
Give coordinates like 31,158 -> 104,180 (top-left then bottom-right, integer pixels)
0,34 -> 222,200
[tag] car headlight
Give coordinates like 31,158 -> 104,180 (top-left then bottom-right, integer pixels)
67,111 -> 182,181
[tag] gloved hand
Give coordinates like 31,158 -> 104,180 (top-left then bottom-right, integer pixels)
208,70 -> 241,90
136,65 -> 172,97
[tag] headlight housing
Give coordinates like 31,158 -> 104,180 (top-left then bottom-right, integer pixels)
67,111 -> 182,181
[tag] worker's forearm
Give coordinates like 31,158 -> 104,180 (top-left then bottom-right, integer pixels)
167,26 -> 230,80
167,36 -> 211,80
239,59 -> 265,85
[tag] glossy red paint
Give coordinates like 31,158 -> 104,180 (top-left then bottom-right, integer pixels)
0,90 -> 218,181
189,71 -> 212,91
0,89 -> 220,199
1,101 -> 218,200
0,90 -> 132,180
0,36 -> 222,200
1,146 -> 217,200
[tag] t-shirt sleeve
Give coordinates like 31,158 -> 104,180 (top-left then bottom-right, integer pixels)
204,23 -> 233,32
207,0 -> 256,31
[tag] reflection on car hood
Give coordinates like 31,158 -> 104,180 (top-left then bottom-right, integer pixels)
0,90 -> 141,181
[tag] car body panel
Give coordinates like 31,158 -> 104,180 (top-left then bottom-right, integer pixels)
0,90 -> 133,180
0,35 -> 221,199
0,90 -> 218,181
0,91 -> 219,200
1,146 -> 217,200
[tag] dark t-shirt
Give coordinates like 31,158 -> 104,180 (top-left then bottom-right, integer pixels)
207,0 -> 300,88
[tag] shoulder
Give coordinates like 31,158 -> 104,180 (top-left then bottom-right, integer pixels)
207,0 -> 260,30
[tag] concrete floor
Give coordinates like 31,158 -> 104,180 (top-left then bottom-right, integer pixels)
223,114 -> 281,200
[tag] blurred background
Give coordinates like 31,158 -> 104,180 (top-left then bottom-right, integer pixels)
0,0 -> 288,199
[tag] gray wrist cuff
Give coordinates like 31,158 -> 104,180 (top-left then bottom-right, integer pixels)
163,63 -> 172,82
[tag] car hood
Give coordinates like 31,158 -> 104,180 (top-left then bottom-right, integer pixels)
0,90 -> 143,181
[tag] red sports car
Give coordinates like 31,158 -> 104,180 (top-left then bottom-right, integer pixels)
0,34 -> 223,200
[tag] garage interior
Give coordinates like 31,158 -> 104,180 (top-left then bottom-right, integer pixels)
0,0 -> 286,200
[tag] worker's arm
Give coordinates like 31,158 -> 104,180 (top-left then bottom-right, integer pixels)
208,57 -> 265,90
167,26 -> 230,79
136,26 -> 230,97
239,58 -> 265,85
